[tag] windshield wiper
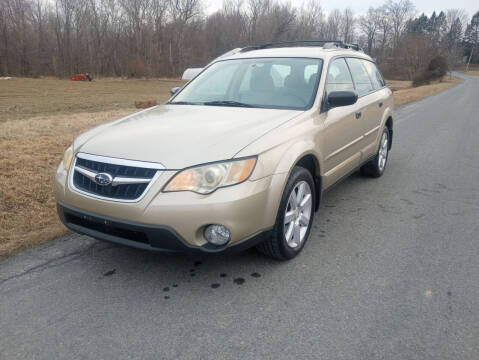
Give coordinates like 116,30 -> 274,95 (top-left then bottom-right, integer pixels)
203,100 -> 254,108
169,101 -> 200,105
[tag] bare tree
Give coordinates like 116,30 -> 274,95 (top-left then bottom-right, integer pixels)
385,0 -> 415,49
360,7 -> 382,54
0,0 -> 474,79
341,8 -> 355,43
325,9 -> 341,41
0,0 -> 9,74
247,0 -> 270,43
376,5 -> 392,62
294,0 -> 324,40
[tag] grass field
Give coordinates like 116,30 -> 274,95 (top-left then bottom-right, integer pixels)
0,77 -> 183,121
0,76 -> 461,257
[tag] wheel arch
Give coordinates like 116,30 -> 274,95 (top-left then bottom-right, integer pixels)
272,140 -> 323,213
293,154 -> 322,212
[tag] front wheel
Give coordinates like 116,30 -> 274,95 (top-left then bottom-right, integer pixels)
360,127 -> 390,178
256,166 -> 315,260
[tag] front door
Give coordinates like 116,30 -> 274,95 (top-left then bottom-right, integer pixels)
320,57 -> 364,188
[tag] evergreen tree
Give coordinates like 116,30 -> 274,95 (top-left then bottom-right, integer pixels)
464,11 -> 479,63
408,13 -> 428,33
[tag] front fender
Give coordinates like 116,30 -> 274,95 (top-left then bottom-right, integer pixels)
248,139 -> 322,181
276,140 -> 322,176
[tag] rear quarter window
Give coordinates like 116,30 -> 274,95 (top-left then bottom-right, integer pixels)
362,60 -> 385,89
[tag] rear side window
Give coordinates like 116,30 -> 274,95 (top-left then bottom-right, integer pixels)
325,58 -> 354,93
362,60 -> 385,89
346,58 -> 374,96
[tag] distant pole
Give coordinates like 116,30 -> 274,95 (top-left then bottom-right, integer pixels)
466,43 -> 475,72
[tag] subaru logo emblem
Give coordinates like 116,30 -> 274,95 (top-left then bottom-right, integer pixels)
94,173 -> 113,186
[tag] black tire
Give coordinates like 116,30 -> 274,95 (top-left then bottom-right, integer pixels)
256,166 -> 316,260
360,127 -> 390,178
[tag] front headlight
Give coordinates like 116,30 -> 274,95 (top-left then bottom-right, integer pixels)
63,146 -> 73,171
163,157 -> 257,194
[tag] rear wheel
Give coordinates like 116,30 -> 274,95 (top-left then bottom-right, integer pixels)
257,166 -> 315,260
360,127 -> 390,178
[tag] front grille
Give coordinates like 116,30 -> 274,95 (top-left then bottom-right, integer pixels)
76,158 -> 156,178
72,154 -> 161,201
73,172 -> 149,200
65,213 -> 149,244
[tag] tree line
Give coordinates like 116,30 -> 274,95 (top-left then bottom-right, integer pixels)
0,0 -> 478,79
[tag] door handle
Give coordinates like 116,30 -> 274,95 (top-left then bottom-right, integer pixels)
378,102 -> 383,108
355,111 -> 362,119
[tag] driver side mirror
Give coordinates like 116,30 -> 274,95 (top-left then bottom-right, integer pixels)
170,87 -> 181,95
327,90 -> 358,108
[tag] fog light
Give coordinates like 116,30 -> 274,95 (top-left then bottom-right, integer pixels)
204,224 -> 231,246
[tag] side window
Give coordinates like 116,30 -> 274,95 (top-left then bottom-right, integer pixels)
346,58 -> 374,96
325,58 -> 354,93
362,60 -> 385,89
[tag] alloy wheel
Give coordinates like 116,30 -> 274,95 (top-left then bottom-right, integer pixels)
378,131 -> 389,172
283,181 -> 313,248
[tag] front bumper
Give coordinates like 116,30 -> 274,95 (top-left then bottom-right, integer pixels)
57,202 -> 271,253
55,161 -> 288,252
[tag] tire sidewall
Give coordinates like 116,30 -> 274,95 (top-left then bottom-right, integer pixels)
274,166 -> 316,259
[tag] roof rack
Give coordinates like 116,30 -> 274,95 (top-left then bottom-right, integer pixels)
240,40 -> 363,52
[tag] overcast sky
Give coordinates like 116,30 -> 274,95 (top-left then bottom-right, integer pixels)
204,0 -> 478,17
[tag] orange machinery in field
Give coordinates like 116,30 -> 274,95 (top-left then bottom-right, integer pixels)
71,73 -> 92,81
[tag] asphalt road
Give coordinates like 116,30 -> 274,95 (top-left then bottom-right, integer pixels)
1,73 -> 479,360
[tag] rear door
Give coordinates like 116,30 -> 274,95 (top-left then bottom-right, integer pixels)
360,59 -> 389,157
345,57 -> 376,161
320,57 -> 364,188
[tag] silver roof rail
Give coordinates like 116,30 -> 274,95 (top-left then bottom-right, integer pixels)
240,40 -> 363,52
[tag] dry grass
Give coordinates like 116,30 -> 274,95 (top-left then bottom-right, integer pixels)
453,64 -> 479,77
0,77 -> 183,121
392,76 -> 460,106
0,109 -> 137,257
386,79 -> 413,92
0,77 -> 183,258
464,70 -> 479,77
0,75 -> 461,257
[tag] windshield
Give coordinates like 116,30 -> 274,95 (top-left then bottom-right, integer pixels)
170,57 -> 323,110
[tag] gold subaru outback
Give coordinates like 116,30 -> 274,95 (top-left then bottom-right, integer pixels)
55,41 -> 393,260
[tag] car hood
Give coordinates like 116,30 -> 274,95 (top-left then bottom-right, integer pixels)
76,104 -> 302,169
